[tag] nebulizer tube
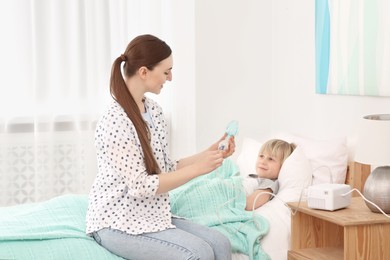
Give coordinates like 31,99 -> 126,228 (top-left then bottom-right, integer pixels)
215,120 -> 267,233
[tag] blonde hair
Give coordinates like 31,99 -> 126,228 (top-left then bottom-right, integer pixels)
259,139 -> 297,164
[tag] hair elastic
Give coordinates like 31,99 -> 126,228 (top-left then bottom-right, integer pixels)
120,54 -> 127,61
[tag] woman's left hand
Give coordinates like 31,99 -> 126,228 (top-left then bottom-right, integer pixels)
223,135 -> 236,158
210,134 -> 236,158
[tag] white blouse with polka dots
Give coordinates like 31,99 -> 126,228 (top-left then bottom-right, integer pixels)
86,97 -> 177,235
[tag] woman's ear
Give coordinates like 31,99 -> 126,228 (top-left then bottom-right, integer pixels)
138,66 -> 149,79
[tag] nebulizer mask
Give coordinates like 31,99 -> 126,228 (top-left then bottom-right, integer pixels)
218,120 -> 239,150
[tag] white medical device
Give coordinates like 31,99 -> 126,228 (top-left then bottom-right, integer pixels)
307,183 -> 351,211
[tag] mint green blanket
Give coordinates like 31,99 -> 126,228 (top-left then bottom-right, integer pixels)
170,159 -> 270,260
0,194 -> 123,260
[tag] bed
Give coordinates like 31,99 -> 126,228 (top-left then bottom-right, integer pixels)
0,134 -> 367,260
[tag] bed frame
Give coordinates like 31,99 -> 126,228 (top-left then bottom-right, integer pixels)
345,161 -> 371,196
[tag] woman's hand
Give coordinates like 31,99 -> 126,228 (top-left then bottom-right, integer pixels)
163,134 -> 235,193
194,150 -> 224,174
157,150 -> 224,193
209,134 -> 236,158
223,135 -> 236,158
176,133 -> 236,172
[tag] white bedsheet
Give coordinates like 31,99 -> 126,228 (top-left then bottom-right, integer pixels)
231,196 -> 291,260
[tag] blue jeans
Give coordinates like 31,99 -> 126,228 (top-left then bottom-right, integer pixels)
92,218 -> 232,260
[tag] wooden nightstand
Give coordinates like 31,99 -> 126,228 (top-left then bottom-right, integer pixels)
287,197 -> 390,260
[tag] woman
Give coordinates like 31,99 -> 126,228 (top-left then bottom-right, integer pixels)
86,34 -> 235,260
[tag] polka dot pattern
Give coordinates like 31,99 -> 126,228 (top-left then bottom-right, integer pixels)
86,98 -> 177,235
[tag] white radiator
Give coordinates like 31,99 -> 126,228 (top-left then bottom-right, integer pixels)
0,120 -> 97,206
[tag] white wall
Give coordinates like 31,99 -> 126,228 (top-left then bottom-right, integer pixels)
158,0 -> 196,159
195,0 -> 390,159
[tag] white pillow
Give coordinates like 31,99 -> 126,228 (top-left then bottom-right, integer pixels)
277,145 -> 312,202
236,138 -> 312,201
236,137 -> 262,177
275,133 -> 348,184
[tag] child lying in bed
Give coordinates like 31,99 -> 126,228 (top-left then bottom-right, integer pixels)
169,138 -> 296,259
243,139 -> 296,211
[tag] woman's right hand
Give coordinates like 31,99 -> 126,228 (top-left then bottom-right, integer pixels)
194,150 -> 224,175
208,134 -> 236,158
157,150 -> 224,194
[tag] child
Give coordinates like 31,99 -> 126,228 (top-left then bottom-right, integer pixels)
169,139 -> 296,258
244,139 -> 296,211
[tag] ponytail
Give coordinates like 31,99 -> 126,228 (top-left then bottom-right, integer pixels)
110,56 -> 161,175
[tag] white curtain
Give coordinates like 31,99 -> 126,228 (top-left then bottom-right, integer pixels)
0,0 -> 195,206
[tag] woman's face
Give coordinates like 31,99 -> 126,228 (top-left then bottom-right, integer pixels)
144,55 -> 173,94
255,150 -> 282,180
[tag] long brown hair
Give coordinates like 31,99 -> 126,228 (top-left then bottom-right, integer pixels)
110,34 -> 172,175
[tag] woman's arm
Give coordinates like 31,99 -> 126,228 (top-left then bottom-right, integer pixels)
245,188 -> 272,211
156,150 -> 224,194
176,135 -> 235,170
158,135 -> 235,194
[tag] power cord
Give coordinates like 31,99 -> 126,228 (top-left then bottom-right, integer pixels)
251,187 -> 305,216
251,183 -> 390,220
214,166 -> 275,235
341,188 -> 390,219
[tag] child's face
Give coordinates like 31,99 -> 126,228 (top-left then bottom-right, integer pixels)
255,150 -> 282,179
